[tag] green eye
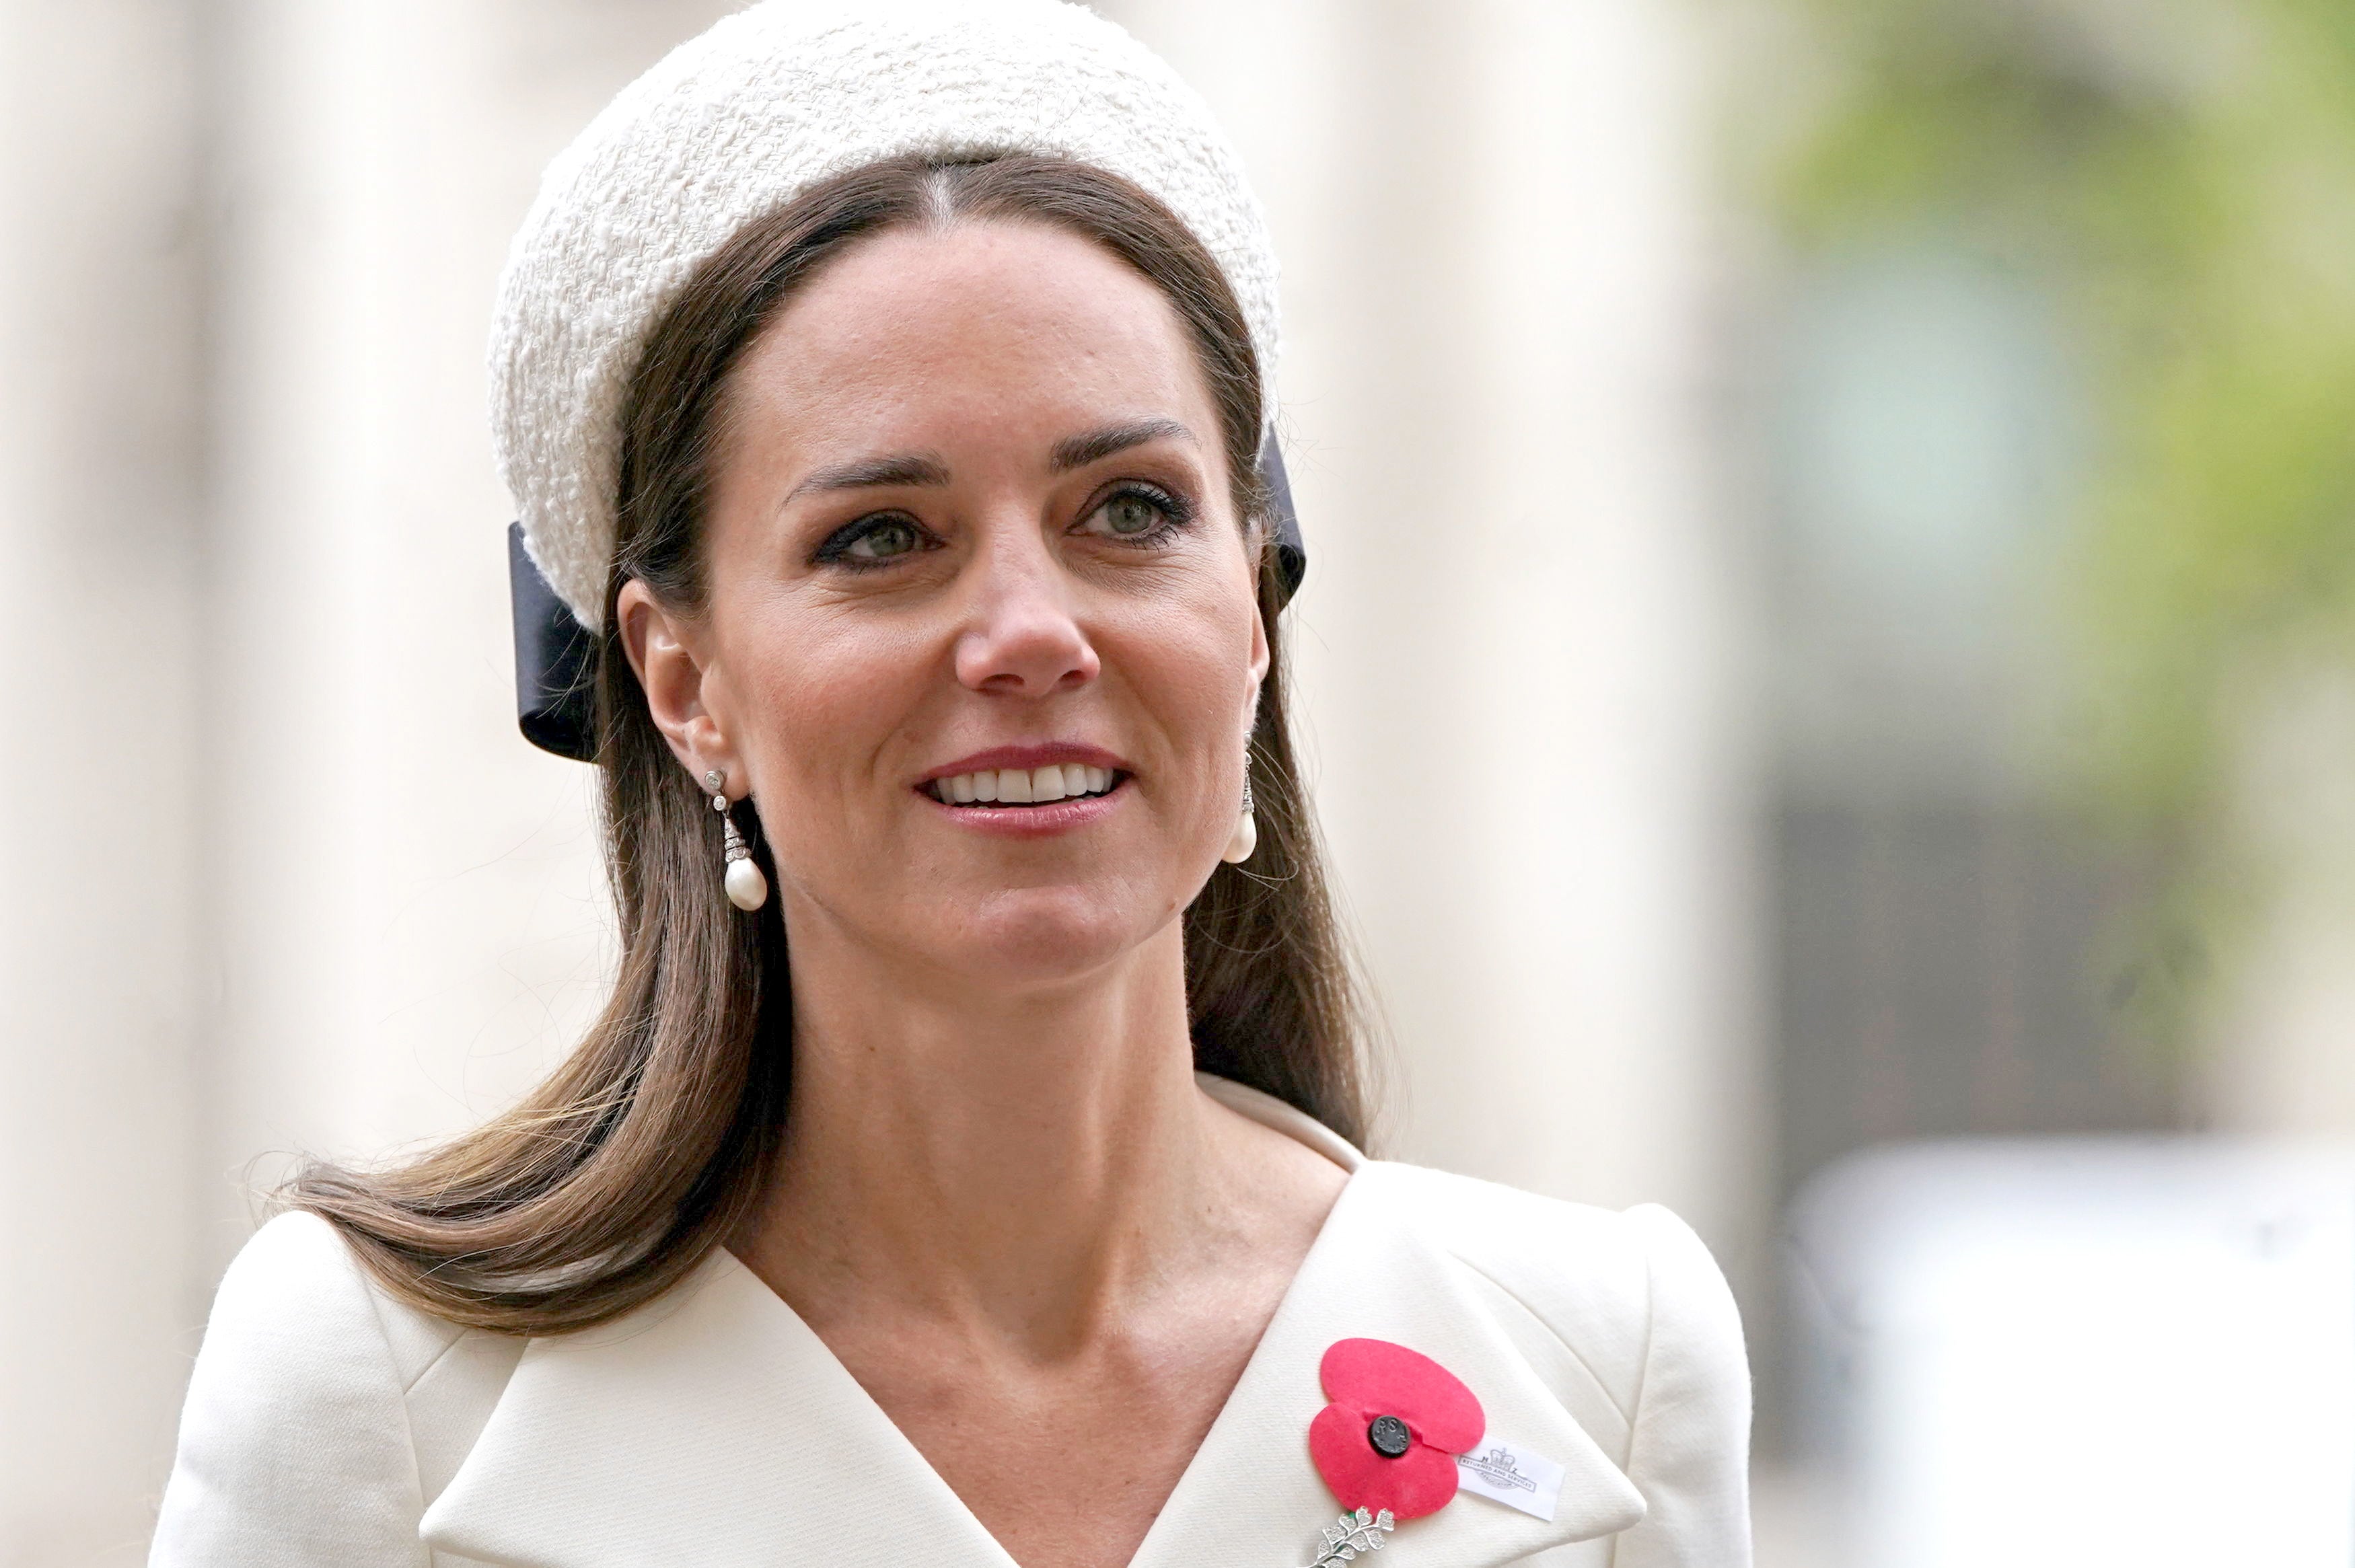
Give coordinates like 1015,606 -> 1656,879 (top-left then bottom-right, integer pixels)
846,517 -> 921,560
1070,484 -> 1193,547
1103,494 -> 1161,535
1081,488 -> 1186,543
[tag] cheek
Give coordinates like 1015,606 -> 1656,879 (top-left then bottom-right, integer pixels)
709,595 -> 927,793
1104,587 -> 1260,757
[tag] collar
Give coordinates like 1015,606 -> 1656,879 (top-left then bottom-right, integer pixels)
422,1163 -> 1642,1567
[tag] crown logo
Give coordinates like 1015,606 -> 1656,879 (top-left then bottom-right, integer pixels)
1457,1446 -> 1536,1493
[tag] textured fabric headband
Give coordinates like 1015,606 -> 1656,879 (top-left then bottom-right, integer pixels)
491,0 -> 1289,639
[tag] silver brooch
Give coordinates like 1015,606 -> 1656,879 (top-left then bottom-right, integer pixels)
1303,1506 -> 1396,1566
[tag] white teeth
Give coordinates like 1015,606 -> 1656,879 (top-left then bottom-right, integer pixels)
931,765 -> 1120,805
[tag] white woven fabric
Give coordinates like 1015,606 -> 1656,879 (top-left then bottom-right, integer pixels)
490,0 -> 1282,630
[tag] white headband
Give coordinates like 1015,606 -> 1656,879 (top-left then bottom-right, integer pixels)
490,0 -> 1282,631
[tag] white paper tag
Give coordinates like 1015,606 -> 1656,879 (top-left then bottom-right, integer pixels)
1456,1438 -> 1565,1522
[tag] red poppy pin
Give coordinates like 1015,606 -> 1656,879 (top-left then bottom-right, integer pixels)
1300,1338 -> 1484,1566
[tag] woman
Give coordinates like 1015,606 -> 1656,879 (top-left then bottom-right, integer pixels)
151,4 -> 1750,1565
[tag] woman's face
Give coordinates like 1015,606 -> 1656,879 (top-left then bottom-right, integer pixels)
622,219 -> 1266,993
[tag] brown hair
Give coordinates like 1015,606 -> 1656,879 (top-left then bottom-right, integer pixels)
293,153 -> 1367,1334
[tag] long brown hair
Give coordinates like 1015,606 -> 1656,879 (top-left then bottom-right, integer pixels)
294,153 -> 1366,1335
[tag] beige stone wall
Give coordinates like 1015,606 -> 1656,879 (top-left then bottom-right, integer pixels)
192,0 -> 735,1268
0,1 -> 205,1556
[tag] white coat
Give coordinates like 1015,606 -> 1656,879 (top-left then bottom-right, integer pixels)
150,1078 -> 1751,1566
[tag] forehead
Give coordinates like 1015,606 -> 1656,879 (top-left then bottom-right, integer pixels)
724,219 -> 1215,449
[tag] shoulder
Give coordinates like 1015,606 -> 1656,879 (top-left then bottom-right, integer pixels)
1362,1162 -> 1753,1564
1365,1162 -> 1743,1396
152,1213 -> 521,1565
190,1211 -> 409,1386
198,1210 -> 476,1390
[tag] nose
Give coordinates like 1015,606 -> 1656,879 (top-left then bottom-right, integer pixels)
951,524 -> 1100,698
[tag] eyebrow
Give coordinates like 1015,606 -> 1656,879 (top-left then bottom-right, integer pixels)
783,451 -> 952,504
780,418 -> 1197,506
1051,417 -> 1198,473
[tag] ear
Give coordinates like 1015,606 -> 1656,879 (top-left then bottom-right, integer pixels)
1245,515 -> 1272,694
616,577 -> 738,784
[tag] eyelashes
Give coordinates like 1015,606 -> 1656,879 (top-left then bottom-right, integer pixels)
1079,482 -> 1194,546
811,512 -> 935,570
807,482 -> 1199,572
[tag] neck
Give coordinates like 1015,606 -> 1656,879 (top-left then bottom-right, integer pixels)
744,914 -> 1220,1355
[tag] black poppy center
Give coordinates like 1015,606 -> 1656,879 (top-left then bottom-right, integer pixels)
1367,1413 -> 1413,1458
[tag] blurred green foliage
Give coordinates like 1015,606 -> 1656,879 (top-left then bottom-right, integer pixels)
1768,0 -> 2355,1033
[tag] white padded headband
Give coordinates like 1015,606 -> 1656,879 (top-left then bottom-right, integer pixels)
490,0 -> 1282,631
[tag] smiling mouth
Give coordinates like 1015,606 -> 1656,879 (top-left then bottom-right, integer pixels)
927,763 -> 1125,807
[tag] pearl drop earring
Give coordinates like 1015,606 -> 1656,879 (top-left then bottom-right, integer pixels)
1223,768 -> 1257,864
706,769 -> 769,911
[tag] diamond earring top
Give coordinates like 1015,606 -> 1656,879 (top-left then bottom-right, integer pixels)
703,768 -> 768,911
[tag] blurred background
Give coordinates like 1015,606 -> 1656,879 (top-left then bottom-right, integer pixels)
3,0 -> 2350,1562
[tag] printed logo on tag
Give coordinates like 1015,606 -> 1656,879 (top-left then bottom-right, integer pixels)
1455,1438 -> 1565,1522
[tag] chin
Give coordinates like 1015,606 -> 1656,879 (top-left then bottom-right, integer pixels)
939,882 -> 1169,988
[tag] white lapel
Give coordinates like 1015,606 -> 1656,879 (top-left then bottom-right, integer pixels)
423,1139 -> 1644,1567
420,1253 -> 1019,1567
